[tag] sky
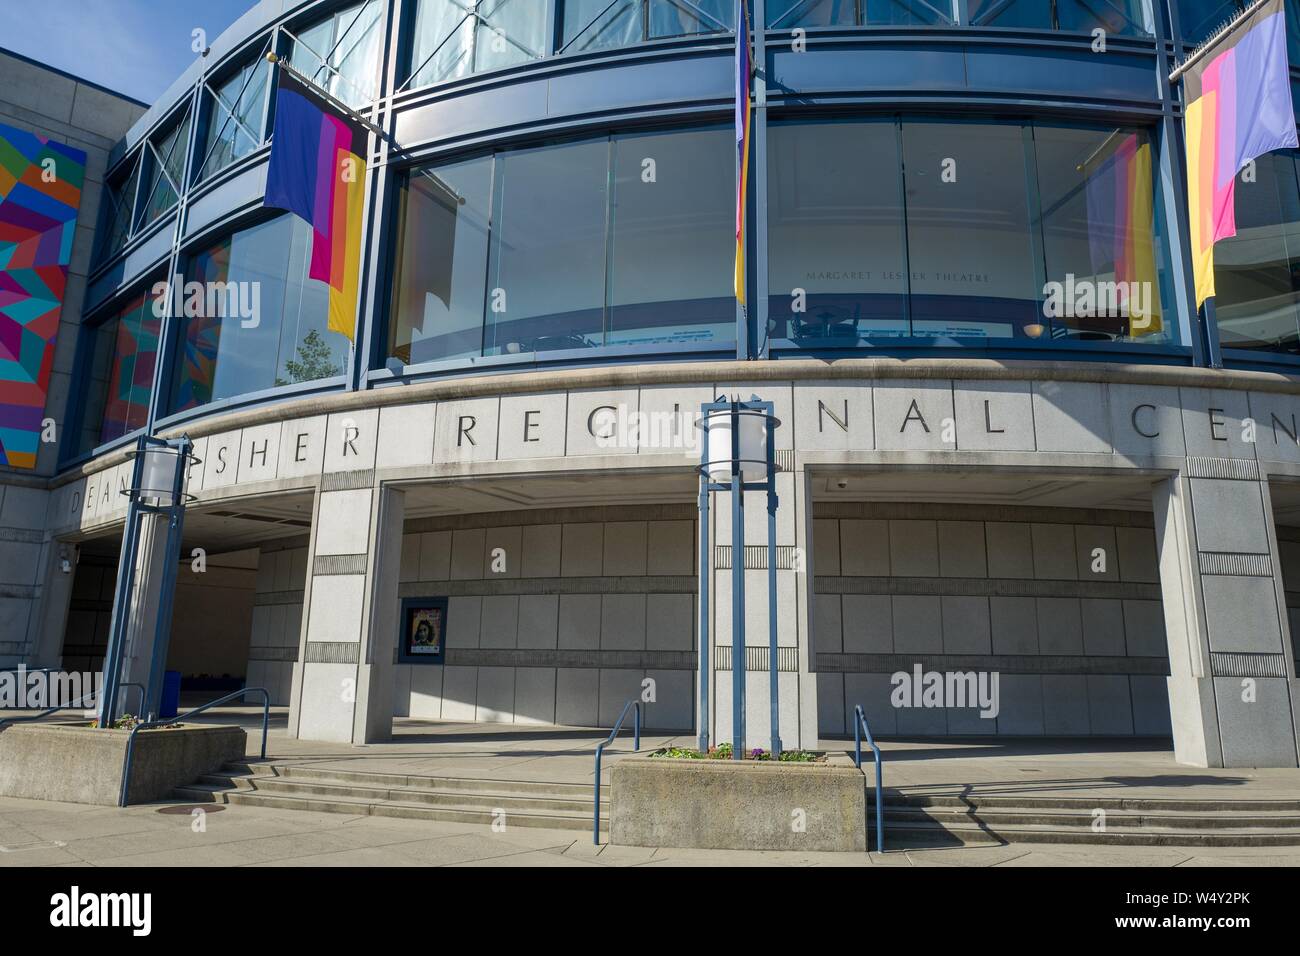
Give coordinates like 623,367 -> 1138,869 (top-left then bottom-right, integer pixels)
0,0 -> 258,104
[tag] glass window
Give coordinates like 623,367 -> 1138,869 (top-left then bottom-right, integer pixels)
1033,125 -> 1168,343
293,0 -> 382,108
484,139 -> 609,354
388,125 -> 737,365
767,117 -> 1174,347
139,110 -> 191,227
608,128 -> 735,346
767,120 -> 908,342
96,156 -> 141,263
77,288 -> 164,455
968,0 -> 1152,34
389,157 -> 494,365
768,0 -> 955,27
199,55 -> 270,180
168,214 -> 348,413
902,120 -> 1040,338
562,0 -> 734,55
1212,151 -> 1300,354
408,0 -> 547,88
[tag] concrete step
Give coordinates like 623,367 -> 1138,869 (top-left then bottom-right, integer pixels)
175,782 -> 606,833
883,805 -> 1300,831
195,771 -> 604,815
875,792 -> 1300,813
223,762 -> 596,799
887,820 -> 1300,848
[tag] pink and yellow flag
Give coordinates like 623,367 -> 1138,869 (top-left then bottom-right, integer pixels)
1183,0 -> 1298,306
264,70 -> 368,340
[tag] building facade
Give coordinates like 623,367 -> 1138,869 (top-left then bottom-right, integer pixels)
6,0 -> 1300,768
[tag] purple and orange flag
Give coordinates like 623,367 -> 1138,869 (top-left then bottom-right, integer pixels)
264,69 -> 368,341
735,0 -> 752,307
1182,0 -> 1298,306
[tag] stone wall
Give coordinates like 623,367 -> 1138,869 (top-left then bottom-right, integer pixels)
0,51 -> 144,667
247,540 -> 308,705
814,503 -> 1172,737
392,507 -> 697,731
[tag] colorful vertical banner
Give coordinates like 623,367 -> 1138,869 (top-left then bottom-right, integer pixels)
735,0 -> 752,307
1083,132 -> 1163,335
264,69 -> 367,341
1181,0 -> 1298,306
0,121 -> 85,468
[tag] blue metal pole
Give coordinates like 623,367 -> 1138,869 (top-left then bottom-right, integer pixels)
140,439 -> 191,719
767,416 -> 779,756
730,400 -> 745,760
697,464 -> 711,751
98,436 -> 148,726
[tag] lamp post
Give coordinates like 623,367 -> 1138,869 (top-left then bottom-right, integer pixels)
97,434 -> 197,726
697,395 -> 781,759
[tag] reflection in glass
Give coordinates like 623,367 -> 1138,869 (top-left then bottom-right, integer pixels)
768,0 -> 955,27
169,215 -> 348,413
484,140 -> 608,354
608,128 -> 734,347
389,158 -> 493,365
293,0 -> 382,108
408,0 -> 547,87
139,110 -> 191,227
767,120 -> 907,343
902,121 -> 1039,338
79,289 -> 164,454
1035,126 -> 1165,343
767,117 -> 1174,347
199,56 -> 269,180
562,0 -> 733,54
968,0 -> 1152,34
1213,151 -> 1300,353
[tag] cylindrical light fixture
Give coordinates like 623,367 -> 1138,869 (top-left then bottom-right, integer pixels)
125,442 -> 188,508
704,405 -> 769,483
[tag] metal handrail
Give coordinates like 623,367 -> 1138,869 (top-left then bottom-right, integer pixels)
592,698 -> 641,844
853,704 -> 885,852
0,681 -> 144,729
118,687 -> 270,807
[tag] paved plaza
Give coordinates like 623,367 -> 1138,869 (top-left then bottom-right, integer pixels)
4,706 -> 1300,866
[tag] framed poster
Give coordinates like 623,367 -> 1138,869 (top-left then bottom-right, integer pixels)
398,597 -> 448,664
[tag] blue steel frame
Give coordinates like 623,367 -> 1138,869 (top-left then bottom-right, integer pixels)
97,434 -> 196,727
697,396 -> 781,758
66,0 -> 1300,476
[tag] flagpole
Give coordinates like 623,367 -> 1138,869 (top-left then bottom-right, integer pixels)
1169,0 -> 1271,82
266,52 -> 385,137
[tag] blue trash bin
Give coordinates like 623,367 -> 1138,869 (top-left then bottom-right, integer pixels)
160,670 -> 182,719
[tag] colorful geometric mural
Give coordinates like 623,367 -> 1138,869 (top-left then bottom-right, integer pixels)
0,121 -> 85,468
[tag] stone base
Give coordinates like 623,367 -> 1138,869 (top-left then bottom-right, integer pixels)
610,756 -> 867,851
0,722 -> 247,806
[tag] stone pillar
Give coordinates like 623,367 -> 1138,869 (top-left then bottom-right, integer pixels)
1153,467 -> 1300,767
289,410 -> 404,743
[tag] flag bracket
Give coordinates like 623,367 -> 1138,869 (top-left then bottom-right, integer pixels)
1169,0 -> 1271,83
266,52 -> 385,139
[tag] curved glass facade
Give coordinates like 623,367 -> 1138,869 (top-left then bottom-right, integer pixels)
68,0 -> 1300,464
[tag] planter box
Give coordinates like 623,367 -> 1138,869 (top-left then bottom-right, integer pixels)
0,722 -> 246,806
611,755 -> 867,852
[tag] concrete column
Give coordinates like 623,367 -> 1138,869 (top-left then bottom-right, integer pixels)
1153,471 -> 1300,767
27,539 -> 77,668
288,471 -> 404,745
